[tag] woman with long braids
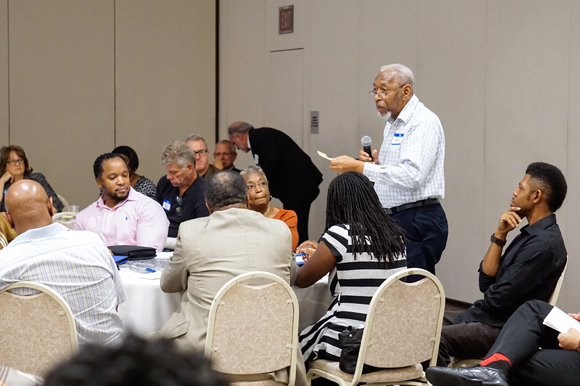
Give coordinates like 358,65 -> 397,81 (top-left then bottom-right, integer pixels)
295,171 -> 407,363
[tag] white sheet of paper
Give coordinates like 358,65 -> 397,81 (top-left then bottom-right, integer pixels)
543,306 -> 580,333
317,150 -> 332,161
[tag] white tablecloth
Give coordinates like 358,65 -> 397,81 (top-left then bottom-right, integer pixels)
117,257 -> 334,335
117,266 -> 182,335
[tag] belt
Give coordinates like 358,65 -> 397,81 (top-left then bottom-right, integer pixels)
386,198 -> 440,215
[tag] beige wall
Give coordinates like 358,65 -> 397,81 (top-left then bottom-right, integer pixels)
1,0 -> 215,208
219,0 -> 580,311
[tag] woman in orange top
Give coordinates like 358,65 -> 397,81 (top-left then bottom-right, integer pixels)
241,165 -> 299,251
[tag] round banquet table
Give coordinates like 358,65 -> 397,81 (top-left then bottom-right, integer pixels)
117,256 -> 334,335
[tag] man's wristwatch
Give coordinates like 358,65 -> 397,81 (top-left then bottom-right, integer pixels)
490,233 -> 507,247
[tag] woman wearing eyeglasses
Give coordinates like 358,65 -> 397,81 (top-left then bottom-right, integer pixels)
0,145 -> 64,212
241,165 -> 299,251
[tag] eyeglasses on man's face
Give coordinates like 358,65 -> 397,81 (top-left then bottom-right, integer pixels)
7,158 -> 24,166
369,84 -> 406,99
194,149 -> 209,156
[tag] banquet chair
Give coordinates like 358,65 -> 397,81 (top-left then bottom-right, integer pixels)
52,211 -> 77,230
0,281 -> 78,377
57,193 -> 70,212
307,268 -> 445,386
205,271 -> 299,386
451,260 -> 569,369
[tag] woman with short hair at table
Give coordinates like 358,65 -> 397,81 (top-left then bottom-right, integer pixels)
112,145 -> 157,200
241,165 -> 299,251
295,171 -> 407,363
0,145 -> 63,212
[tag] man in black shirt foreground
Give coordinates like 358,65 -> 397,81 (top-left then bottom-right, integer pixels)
438,162 -> 567,366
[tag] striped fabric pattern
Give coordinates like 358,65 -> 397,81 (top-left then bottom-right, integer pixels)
299,224 -> 406,361
363,94 -> 445,208
0,223 -> 126,347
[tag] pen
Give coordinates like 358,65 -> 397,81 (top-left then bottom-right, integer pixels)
145,268 -> 156,273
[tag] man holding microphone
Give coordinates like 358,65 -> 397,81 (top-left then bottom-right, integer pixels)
330,63 -> 447,275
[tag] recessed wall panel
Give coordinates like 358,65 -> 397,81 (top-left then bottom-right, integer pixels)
417,0 -> 487,302
9,0 -> 115,208
116,0 -> 216,181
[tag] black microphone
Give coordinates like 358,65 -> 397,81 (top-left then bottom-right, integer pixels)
361,136 -> 372,161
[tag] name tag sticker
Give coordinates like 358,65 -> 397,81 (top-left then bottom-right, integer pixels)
162,200 -> 171,211
254,154 -> 260,164
391,132 -> 404,145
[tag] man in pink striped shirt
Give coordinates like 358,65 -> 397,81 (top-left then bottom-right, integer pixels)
75,153 -> 168,251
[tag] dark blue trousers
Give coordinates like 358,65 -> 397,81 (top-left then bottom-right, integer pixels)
389,203 -> 448,275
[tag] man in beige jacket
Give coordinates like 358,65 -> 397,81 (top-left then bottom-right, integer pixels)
158,171 -> 304,384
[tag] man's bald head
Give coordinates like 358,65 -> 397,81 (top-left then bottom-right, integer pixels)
5,180 -> 54,235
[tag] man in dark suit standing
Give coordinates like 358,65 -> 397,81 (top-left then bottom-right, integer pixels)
228,121 -> 323,243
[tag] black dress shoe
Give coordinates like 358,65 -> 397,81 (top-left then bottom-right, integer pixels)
426,366 -> 509,386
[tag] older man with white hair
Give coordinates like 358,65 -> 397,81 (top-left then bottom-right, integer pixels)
330,63 -> 448,277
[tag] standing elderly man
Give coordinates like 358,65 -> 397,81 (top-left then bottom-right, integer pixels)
185,134 -> 221,180
0,180 -> 125,346
213,139 -> 239,172
228,122 -> 322,243
330,63 -> 447,275
156,141 -> 209,238
75,153 -> 168,251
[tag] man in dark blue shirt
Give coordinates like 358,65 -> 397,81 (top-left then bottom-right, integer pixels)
437,162 -> 568,366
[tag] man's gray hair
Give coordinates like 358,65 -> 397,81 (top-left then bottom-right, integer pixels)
240,165 -> 267,182
228,122 -> 254,137
380,64 -> 414,88
185,134 -> 207,149
160,140 -> 196,168
205,171 -> 247,211
216,139 -> 236,154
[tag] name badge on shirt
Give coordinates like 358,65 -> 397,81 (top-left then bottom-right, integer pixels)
391,132 -> 404,145
162,199 -> 171,211
254,154 -> 260,164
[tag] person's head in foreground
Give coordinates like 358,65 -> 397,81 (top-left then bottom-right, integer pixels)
43,334 -> 230,386
326,171 -> 405,262
5,180 -> 53,235
205,171 -> 248,213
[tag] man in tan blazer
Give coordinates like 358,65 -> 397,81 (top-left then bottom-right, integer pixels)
158,170 -> 295,349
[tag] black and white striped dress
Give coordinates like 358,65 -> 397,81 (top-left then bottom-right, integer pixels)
299,224 -> 407,362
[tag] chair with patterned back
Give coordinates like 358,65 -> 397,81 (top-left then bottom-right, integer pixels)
452,260 -> 569,369
307,268 -> 446,386
52,212 -> 77,230
205,271 -> 299,386
0,281 -> 78,377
